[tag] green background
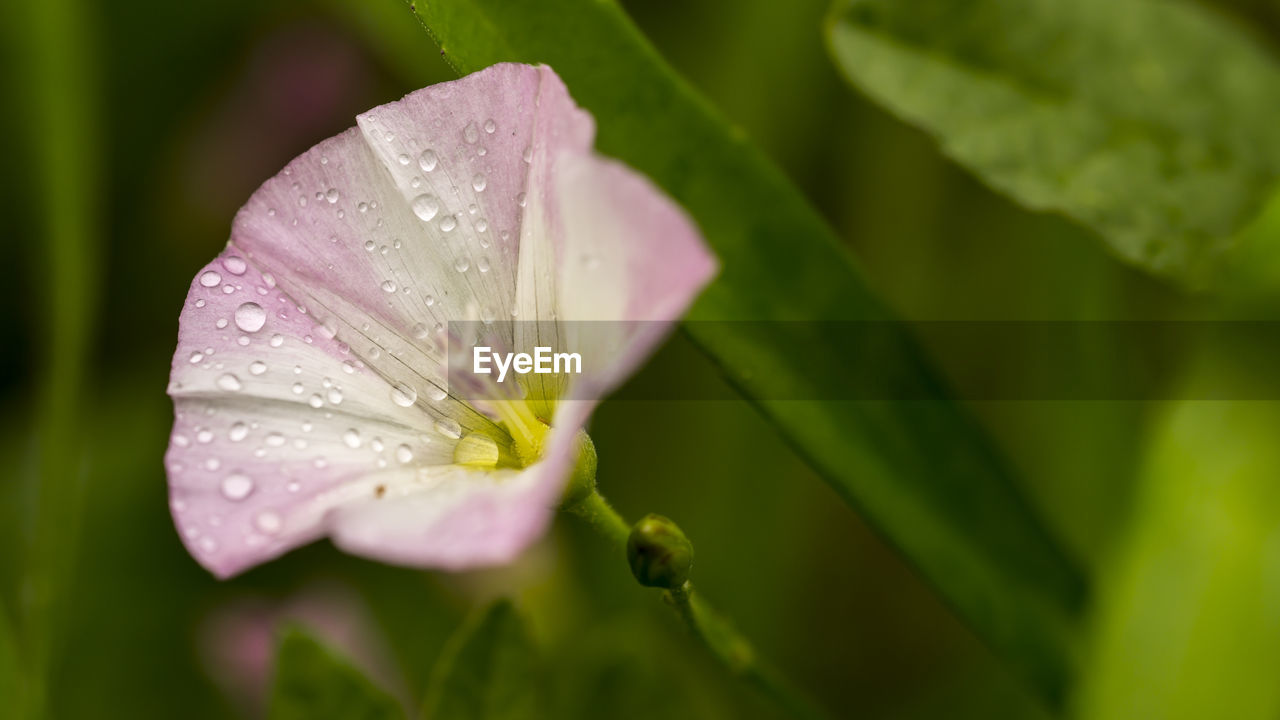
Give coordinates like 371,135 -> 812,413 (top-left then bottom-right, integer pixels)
4,0 -> 1280,717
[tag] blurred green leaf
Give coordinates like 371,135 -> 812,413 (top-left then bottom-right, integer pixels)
825,0 -> 1280,285
423,600 -> 541,720
0,599 -> 19,713
1079,349 -> 1280,719
8,0 -> 101,716
412,0 -> 1083,705
269,628 -> 404,720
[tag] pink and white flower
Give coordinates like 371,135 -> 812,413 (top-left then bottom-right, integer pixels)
165,63 -> 716,578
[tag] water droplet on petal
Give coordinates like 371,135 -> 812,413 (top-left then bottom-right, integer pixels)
472,174 -> 487,192
440,215 -> 457,232
412,194 -> 439,221
390,383 -> 417,407
418,149 -> 438,172
463,121 -> 479,143
189,351 -> 204,364
308,394 -> 323,409
327,388 -> 343,405
454,256 -> 470,273
221,473 -> 254,501
217,374 -> 242,392
234,302 -> 266,333
200,271 -> 222,287
381,280 -> 397,293
255,511 -> 282,534
483,118 -> 496,134
325,188 -> 339,203
397,153 -> 410,165
396,444 -> 414,463
435,419 -> 463,440
343,429 -> 361,448
516,192 -> 527,207
266,432 -> 285,447
223,256 -> 247,275
229,422 -> 248,442
270,334 -> 284,348
249,360 -> 267,376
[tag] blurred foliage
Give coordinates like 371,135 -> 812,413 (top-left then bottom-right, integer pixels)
827,0 -> 1280,286
4,0 -> 1280,719
269,629 -> 404,720
421,601 -> 540,720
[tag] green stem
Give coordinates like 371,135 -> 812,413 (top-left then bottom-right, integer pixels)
562,489 -> 832,720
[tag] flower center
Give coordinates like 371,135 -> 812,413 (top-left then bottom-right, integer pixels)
452,398 -> 550,469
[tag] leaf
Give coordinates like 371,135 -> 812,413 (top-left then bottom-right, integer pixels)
269,628 -> 404,720
825,0 -> 1280,285
410,0 -> 1084,705
1079,347 -> 1280,720
0,599 -> 20,715
422,600 -> 541,720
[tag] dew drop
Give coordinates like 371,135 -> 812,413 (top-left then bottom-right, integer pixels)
381,280 -> 397,293
390,382 -> 417,407
440,215 -> 457,232
221,473 -> 254,501
308,394 -> 323,409
325,188 -> 339,203
483,118 -> 496,134
234,302 -> 266,333
411,323 -> 430,340
411,194 -> 440,221
454,256 -> 470,273
217,374 -> 242,392
516,192 -> 527,207
397,153 -> 410,165
472,174 -> 487,192
418,149 -> 438,172
223,256 -> 247,275
477,257 -> 491,273
463,121 -> 480,143
522,145 -> 533,163
249,360 -> 267,376
327,388 -> 344,405
266,432 -> 285,447
200,271 -> 222,287
435,419 -> 463,440
255,511 -> 282,534
229,422 -> 249,442
343,429 -> 362,448
270,334 -> 284,348
395,444 -> 414,463
189,351 -> 204,364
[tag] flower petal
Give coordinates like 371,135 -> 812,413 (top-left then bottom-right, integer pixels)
327,400 -> 592,569
552,153 -> 718,398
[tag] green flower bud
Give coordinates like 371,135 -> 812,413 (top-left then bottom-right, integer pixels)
627,514 -> 694,589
